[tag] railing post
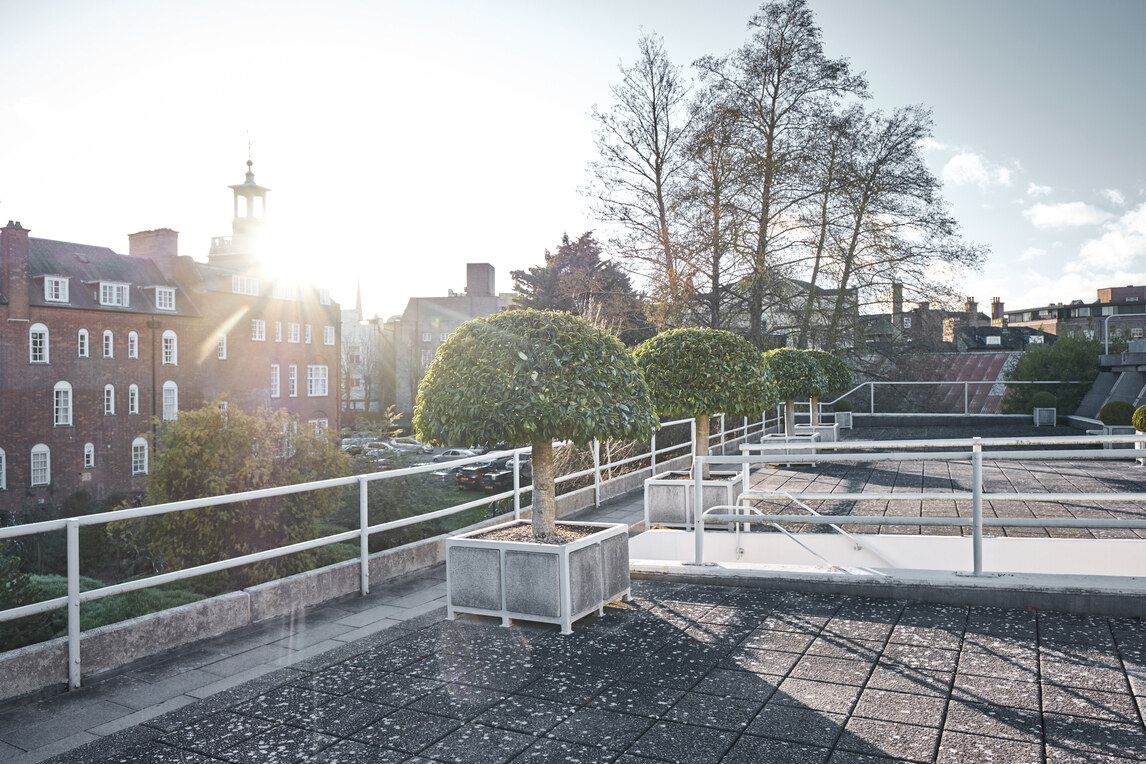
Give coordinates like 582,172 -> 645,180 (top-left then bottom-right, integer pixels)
693,458 -> 705,563
358,477 -> 370,595
964,382 -> 969,415
972,437 -> 983,575
690,419 -> 697,478
720,414 -> 726,455
870,382 -> 875,415
513,451 -> 522,520
67,519 -> 81,690
650,432 -> 657,477
592,439 -> 601,508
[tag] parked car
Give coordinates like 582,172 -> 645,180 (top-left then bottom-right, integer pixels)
430,465 -> 462,484
456,462 -> 497,490
482,457 -> 532,493
432,448 -> 477,463
390,437 -> 433,454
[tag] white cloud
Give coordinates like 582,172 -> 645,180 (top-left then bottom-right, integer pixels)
917,137 -> 949,153
1026,182 -> 1053,196
1022,202 -> 1113,228
1102,188 -> 1126,206
1018,247 -> 1045,262
942,152 -> 1013,189
1078,201 -> 1146,270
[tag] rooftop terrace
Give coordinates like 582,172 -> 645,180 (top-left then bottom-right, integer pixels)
3,423 -> 1145,762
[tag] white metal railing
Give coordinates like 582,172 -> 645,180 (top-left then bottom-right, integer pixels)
825,379 -> 1090,417
0,410 -> 780,690
689,433 -> 1146,574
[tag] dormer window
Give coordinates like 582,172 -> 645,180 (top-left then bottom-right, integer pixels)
155,287 -> 175,311
99,282 -> 129,307
45,276 -> 69,303
232,275 -> 259,296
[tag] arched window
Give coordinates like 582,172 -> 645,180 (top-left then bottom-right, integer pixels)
78,329 -> 89,358
0,448 -> 6,490
103,330 -> 114,358
29,323 -> 49,363
128,384 -> 139,414
30,444 -> 50,486
162,381 -> 178,420
53,381 -> 72,426
128,331 -> 139,359
162,330 -> 177,365
83,442 -> 95,469
131,437 -> 148,475
104,384 -> 115,415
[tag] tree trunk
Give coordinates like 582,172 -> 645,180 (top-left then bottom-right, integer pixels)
531,440 -> 557,538
694,413 -> 710,480
784,400 -> 796,436
810,397 -> 820,426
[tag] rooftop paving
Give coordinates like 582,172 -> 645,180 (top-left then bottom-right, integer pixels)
3,423 -> 1145,763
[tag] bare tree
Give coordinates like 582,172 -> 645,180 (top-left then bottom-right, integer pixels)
586,33 -> 695,329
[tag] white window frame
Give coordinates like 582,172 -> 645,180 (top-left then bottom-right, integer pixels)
104,384 -> 116,415
30,323 -> 49,364
128,331 -> 138,359
84,443 -> 95,469
162,381 -> 178,420
54,381 -> 72,426
78,329 -> 89,358
323,326 -> 335,345
288,323 -> 300,343
421,332 -> 431,343
132,437 -> 148,475
218,334 -> 228,359
304,324 -> 312,344
307,365 -> 328,397
155,287 -> 175,311
1132,328 -> 1144,340
45,276 -> 69,303
232,275 -> 259,296
902,316 -> 912,329
420,349 -> 433,368
252,319 -> 266,341
288,365 -> 298,397
103,330 -> 114,358
274,321 -> 283,342
30,444 -> 50,487
271,364 -> 281,398
99,282 -> 129,307
318,288 -> 331,305
129,384 -> 140,414
162,330 -> 178,365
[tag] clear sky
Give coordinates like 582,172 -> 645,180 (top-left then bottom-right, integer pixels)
2,0 -> 1143,319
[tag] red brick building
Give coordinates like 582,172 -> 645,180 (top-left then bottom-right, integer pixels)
0,163 -> 340,515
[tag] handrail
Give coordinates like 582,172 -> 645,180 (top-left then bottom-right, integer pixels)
825,379 -> 1093,415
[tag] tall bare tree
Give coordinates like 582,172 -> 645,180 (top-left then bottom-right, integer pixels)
695,0 -> 867,347
586,34 -> 694,329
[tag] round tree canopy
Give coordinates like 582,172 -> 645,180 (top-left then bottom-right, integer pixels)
805,350 -> 852,394
413,309 -> 658,447
633,328 -> 778,418
762,347 -> 830,401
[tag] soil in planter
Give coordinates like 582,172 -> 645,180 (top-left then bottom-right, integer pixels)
474,522 -> 604,545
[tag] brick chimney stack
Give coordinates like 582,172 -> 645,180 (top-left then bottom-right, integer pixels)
991,297 -> 1005,326
965,296 -> 978,315
128,228 -> 179,281
466,263 -> 495,297
1,221 -> 31,320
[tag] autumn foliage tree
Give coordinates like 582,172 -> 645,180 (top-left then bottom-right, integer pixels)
119,400 -> 349,589
413,310 -> 658,539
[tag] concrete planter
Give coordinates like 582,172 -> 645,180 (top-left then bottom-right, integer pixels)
445,520 -> 630,635
644,470 -> 742,529
759,432 -> 820,466
1033,407 -> 1057,426
1087,424 -> 1137,450
833,411 -> 853,430
795,423 -> 840,443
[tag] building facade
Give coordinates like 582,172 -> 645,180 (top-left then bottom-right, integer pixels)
997,285 -> 1146,345
0,163 -> 339,515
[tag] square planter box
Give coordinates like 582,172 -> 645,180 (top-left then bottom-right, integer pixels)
794,422 -> 840,443
758,432 -> 820,466
644,470 -> 741,529
1086,425 -> 1137,450
1033,407 -> 1057,426
833,411 -> 853,429
446,520 -> 630,635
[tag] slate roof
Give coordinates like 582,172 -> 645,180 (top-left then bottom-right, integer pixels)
27,237 -> 201,317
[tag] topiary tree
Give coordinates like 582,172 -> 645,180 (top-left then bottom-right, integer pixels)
413,309 -> 658,539
1098,400 -> 1135,427
633,328 -> 778,479
805,350 -> 851,425
1134,405 -> 1146,433
1029,391 -> 1057,410
762,348 -> 830,434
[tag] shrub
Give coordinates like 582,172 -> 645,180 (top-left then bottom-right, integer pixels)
805,350 -> 852,393
1133,405 -> 1146,433
1001,333 -> 1101,415
1099,400 -> 1135,426
1029,391 -> 1057,410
